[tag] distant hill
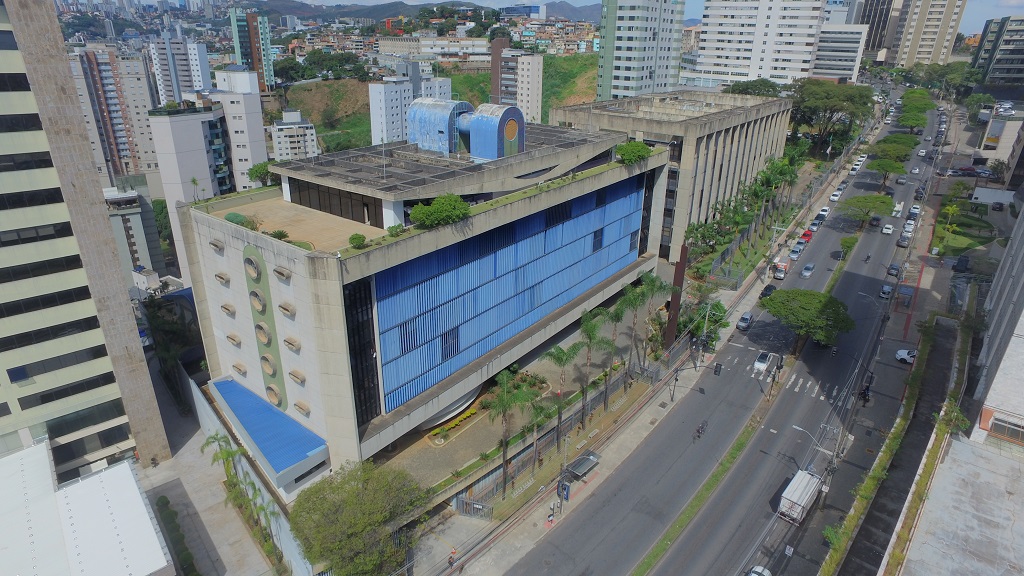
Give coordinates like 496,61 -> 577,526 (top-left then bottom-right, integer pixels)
544,2 -> 601,23
683,18 -> 701,27
242,0 -> 490,21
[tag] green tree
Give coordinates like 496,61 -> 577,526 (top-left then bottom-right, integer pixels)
988,159 -> 1009,182
488,369 -> 539,499
877,133 -> 920,148
788,79 -> 874,152
290,461 -> 429,576
898,112 -> 928,133
760,289 -> 855,346
489,26 -> 511,41
579,309 -> 615,426
600,301 -> 627,410
246,161 -> 278,187
273,57 -> 306,83
200,432 -> 244,484
868,142 -> 913,162
837,194 -> 895,225
621,280 -> 650,371
541,342 -> 584,453
941,203 -> 961,226
865,158 -> 906,186
617,141 -> 652,165
965,93 -> 995,119
723,78 -> 782,97
152,198 -> 172,242
409,194 -> 471,228
641,273 -> 678,358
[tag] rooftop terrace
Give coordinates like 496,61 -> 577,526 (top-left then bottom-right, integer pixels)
553,89 -> 787,125
270,123 -> 619,201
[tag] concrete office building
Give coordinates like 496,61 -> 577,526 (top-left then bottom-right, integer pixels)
178,100 -> 665,497
70,44 -> 159,179
972,16 -> 1024,86
889,0 -> 964,67
490,38 -> 544,123
230,8 -> 274,92
811,24 -> 870,82
680,0 -> 824,88
149,90 -> 268,285
0,441 -> 174,576
104,184 -> 167,287
824,0 -> 865,25
597,0 -> 684,100
972,197 -> 1024,447
0,0 -> 170,480
215,64 -> 261,94
551,91 -> 791,261
272,109 -> 319,161
368,62 -> 451,145
149,30 -> 210,106
860,0 -> 904,57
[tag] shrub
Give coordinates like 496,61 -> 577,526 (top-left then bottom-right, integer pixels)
170,530 -> 186,546
160,508 -> 179,524
178,550 -> 194,568
263,540 -> 277,558
349,233 -> 366,249
225,212 -> 248,226
409,194 -> 471,228
616,141 -> 652,165
387,224 -> 405,237
268,229 -> 289,240
156,495 -> 170,509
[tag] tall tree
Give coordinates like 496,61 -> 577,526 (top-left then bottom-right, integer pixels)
836,194 -> 895,226
788,79 -> 874,151
541,342 -> 584,453
578,309 -> 615,428
291,461 -> 429,575
723,78 -> 782,97
621,280 -> 649,372
865,158 -> 906,187
488,369 -> 538,498
641,273 -> 678,359
897,112 -> 928,133
760,289 -> 855,347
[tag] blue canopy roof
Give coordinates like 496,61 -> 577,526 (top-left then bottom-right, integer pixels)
212,379 -> 326,474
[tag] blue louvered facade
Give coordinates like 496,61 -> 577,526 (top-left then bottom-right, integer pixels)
373,176 -> 645,412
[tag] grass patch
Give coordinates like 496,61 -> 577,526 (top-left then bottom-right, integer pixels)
633,422 -> 757,575
932,227 -> 996,256
541,53 -> 598,123
949,213 -> 993,229
447,71 -> 490,107
320,112 -> 371,152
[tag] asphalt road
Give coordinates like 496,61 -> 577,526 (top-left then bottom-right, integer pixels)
650,95 -> 949,576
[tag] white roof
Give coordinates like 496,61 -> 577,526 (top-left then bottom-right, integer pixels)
0,442 -> 172,576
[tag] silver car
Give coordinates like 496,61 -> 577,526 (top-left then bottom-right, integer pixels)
737,311 -> 754,331
800,263 -> 816,278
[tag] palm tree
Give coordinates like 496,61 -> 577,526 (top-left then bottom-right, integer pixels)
521,397 -> 546,472
602,302 -> 627,409
622,279 -> 649,374
541,342 -> 584,454
641,274 -> 679,362
579,309 -> 615,429
487,369 -> 538,499
253,499 -> 280,548
200,432 -> 244,483
190,176 -> 199,202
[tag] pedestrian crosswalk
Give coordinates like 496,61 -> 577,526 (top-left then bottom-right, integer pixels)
741,364 -> 844,403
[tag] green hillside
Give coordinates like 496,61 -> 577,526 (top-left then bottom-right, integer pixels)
541,53 -> 598,123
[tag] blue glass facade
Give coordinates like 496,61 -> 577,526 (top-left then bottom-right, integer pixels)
373,176 -> 644,412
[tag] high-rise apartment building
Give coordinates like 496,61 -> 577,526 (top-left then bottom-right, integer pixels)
596,0 -> 684,100
860,0 -> 905,55
490,38 -> 544,123
149,88 -> 268,285
0,0 -> 169,479
272,109 -> 319,161
972,16 -> 1024,86
681,0 -> 827,88
368,61 -> 451,145
69,44 -> 159,179
812,24 -> 870,82
149,30 -> 210,106
230,8 -> 274,92
889,0 -> 964,66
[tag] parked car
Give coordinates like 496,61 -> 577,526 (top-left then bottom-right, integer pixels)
737,311 -> 754,331
808,220 -> 821,232
992,202 -> 1005,211
830,191 -> 843,202
801,230 -> 813,242
896,175 -> 908,185
800,263 -> 816,278
959,166 -> 976,173
869,215 -> 882,227
879,284 -> 894,299
897,234 -> 911,248
789,247 -> 804,261
896,349 -> 917,364
753,351 -> 772,372
881,224 -> 894,235
759,284 -> 778,299
914,190 -> 926,201
944,169 -> 963,177
887,264 -> 901,277
903,221 -> 916,234
953,255 -> 970,272
818,207 -> 831,219
909,204 -> 921,216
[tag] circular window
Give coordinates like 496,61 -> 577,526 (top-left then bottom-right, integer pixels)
504,118 -> 519,141
249,290 -> 266,313
260,353 -> 277,377
265,384 -> 282,406
254,322 -> 272,346
244,257 -> 262,281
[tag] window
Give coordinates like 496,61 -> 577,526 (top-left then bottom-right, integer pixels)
0,151 -> 53,173
0,187 -> 63,210
0,73 -> 29,91
0,221 -> 73,247
0,30 -> 16,51
0,316 -> 101,353
18,371 -> 116,410
991,418 -> 1024,444
7,344 -> 108,384
0,254 -> 82,284
592,228 -> 604,252
0,113 -> 45,132
0,285 -> 91,319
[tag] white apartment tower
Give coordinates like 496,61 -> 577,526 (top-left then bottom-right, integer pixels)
682,0 -> 825,89
597,0 -> 685,100
272,109 -> 319,161
0,0 -> 170,479
149,30 -> 210,106
890,0 -> 965,67
812,24 -> 869,82
369,61 -> 451,145
491,39 -> 544,123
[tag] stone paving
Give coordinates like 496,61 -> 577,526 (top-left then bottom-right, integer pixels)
135,355 -> 272,576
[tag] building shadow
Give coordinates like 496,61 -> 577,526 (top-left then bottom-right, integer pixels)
148,477 -> 229,576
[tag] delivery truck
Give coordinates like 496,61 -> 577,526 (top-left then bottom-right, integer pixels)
773,258 -> 789,280
777,470 -> 823,524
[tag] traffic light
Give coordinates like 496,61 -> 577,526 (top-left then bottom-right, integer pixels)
714,362 -> 723,376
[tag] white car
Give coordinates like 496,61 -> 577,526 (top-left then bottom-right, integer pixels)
909,204 -> 921,216
896,349 -> 917,364
884,117 -> 892,124
904,221 -> 916,234
818,207 -> 831,219
918,149 -> 927,157
858,154 -> 868,162
881,224 -> 894,235
911,167 -> 920,174
830,191 -> 842,202
924,136 -> 932,141
753,351 -> 772,372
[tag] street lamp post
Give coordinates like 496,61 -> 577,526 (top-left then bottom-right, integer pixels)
793,424 -> 840,510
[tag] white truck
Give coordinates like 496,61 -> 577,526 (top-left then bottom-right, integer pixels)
778,470 -> 824,524
773,258 -> 789,280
